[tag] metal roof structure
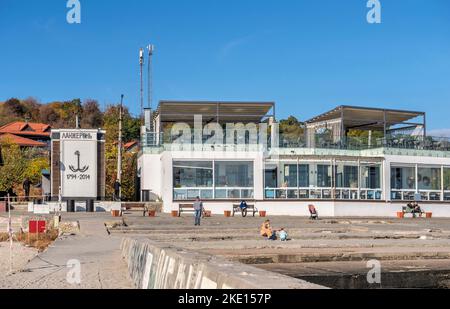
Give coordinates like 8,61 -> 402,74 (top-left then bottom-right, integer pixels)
305,105 -> 426,133
154,101 -> 275,124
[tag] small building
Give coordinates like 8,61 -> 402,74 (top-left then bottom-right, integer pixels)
138,101 -> 450,217
0,121 -> 51,148
0,133 -> 47,148
124,140 -> 139,153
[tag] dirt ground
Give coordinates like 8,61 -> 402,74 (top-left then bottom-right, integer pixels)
0,242 -> 38,287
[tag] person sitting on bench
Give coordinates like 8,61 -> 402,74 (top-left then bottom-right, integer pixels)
308,204 -> 319,220
406,201 -> 424,218
240,200 -> 248,211
260,220 -> 277,240
413,202 -> 424,217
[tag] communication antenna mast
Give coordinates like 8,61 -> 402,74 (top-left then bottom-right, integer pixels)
147,44 -> 155,110
117,94 -> 124,200
139,48 -> 144,119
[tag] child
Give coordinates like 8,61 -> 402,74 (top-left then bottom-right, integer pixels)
279,228 -> 288,241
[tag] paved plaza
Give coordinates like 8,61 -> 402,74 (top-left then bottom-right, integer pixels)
2,210 -> 450,288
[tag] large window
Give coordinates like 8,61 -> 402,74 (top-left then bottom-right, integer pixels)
173,161 -> 213,200
215,161 -> 253,187
173,160 -> 254,200
283,164 -> 298,187
264,166 -> 277,188
173,161 -> 213,188
317,164 -> 332,187
215,161 -> 254,199
264,161 -> 381,200
335,163 -> 358,188
391,165 -> 445,201
299,164 -> 310,187
418,167 -> 441,191
391,167 -> 416,190
360,164 -> 381,189
444,168 -> 450,191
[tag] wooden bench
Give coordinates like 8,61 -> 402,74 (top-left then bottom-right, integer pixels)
178,204 -> 210,217
401,206 -> 428,218
232,204 -> 257,217
178,204 -> 195,217
121,203 -> 148,217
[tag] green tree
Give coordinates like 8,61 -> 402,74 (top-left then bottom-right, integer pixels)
0,141 -> 27,191
103,104 -> 141,200
279,116 -> 305,144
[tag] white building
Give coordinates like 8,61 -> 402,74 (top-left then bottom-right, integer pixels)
138,101 -> 450,217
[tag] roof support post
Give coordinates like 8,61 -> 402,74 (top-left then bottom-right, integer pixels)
423,113 -> 427,140
340,108 -> 345,144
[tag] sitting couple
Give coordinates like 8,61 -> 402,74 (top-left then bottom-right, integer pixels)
260,220 -> 288,241
406,201 -> 425,217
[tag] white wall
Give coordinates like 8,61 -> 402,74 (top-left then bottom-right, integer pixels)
139,149 -> 450,216
167,200 -> 450,218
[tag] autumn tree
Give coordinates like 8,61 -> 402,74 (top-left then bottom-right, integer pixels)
81,99 -> 103,129
103,104 -> 141,201
0,141 -> 27,192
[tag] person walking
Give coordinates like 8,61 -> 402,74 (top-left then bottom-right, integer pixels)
114,180 -> 121,201
23,178 -> 32,201
193,196 -> 203,226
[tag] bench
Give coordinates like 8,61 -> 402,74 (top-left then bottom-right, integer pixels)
232,204 -> 257,217
121,203 -> 148,217
178,204 -> 210,217
178,204 -> 195,217
401,206 -> 427,218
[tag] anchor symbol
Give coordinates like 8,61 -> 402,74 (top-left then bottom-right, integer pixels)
69,151 -> 89,173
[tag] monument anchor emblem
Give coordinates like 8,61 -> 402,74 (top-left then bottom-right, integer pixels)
69,151 -> 89,173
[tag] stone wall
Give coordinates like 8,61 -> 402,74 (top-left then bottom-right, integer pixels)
121,237 -> 325,289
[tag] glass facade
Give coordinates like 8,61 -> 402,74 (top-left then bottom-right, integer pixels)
391,165 -> 449,201
444,168 -> 450,191
173,160 -> 254,200
215,161 -> 253,187
317,164 -> 332,188
172,159 -> 450,202
335,164 -> 358,188
283,165 -> 298,187
360,164 -> 381,189
173,161 -> 213,188
418,167 -> 441,191
391,167 -> 416,190
264,161 -> 381,200
299,164 -> 310,187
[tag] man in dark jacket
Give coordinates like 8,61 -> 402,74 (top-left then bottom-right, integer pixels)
23,178 -> 32,201
114,180 -> 121,201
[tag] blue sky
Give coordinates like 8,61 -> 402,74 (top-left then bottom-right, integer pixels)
0,0 -> 449,133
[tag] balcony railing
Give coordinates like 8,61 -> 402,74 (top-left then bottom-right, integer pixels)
142,131 -> 450,152
173,187 -> 254,200
264,187 -> 382,200
391,189 -> 450,201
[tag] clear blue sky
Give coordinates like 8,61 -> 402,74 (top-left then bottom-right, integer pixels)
1,0 -> 449,133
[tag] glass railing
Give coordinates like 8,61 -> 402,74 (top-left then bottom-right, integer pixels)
173,187 -> 254,200
391,189 -> 449,201
142,131 -> 450,153
264,187 -> 382,200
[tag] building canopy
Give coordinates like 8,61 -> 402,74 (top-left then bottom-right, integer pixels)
305,105 -> 425,132
154,101 -> 275,124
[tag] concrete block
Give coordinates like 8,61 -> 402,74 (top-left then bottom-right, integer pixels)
58,221 -> 80,236
121,237 -> 326,290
